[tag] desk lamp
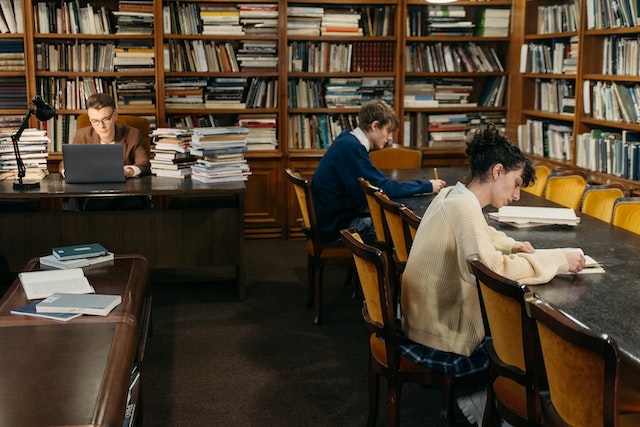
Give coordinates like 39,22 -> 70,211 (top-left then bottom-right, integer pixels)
11,95 -> 56,190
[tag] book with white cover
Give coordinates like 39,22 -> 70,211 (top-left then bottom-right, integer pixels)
35,293 -> 122,316
18,268 -> 95,300
491,206 -> 580,226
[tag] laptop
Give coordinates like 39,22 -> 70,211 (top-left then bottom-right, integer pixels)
62,144 -> 126,184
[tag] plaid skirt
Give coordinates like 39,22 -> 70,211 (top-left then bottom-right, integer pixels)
398,332 -> 489,379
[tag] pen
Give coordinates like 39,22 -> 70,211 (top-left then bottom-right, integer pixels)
434,168 -> 439,180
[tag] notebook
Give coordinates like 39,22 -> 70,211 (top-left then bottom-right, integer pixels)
62,144 -> 126,184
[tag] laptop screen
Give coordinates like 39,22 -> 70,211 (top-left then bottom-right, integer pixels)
62,144 -> 126,184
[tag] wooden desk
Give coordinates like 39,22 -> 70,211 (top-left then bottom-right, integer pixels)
389,168 -> 640,368
0,173 -> 246,298
0,255 -> 150,427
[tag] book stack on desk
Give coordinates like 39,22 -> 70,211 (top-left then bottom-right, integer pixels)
190,126 -> 252,183
488,206 -> 580,227
149,128 -> 196,179
40,243 -> 114,269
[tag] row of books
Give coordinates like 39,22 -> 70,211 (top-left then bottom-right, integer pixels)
576,128 -> 640,179
404,78 -> 476,108
586,80 -> 640,124
164,77 -> 277,110
533,79 -> 576,115
602,35 -> 640,76
163,2 -> 277,36
518,119 -> 573,162
288,113 -> 359,150
288,78 -> 395,109
586,0 -> 640,29
289,41 -> 394,73
36,42 -> 116,73
405,42 -> 504,74
0,0 -> 23,34
520,38 -> 578,75
536,1 -> 580,34
406,6 -> 509,37
164,39 -> 277,73
405,111 -> 506,148
287,5 -> 394,37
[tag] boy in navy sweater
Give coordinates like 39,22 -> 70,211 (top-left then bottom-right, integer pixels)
312,100 -> 446,245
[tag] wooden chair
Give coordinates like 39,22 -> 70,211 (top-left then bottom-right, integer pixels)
374,191 -> 409,281
525,294 -> 640,427
612,197 -> 640,235
399,205 -> 421,256
340,228 -> 458,426
78,113 -> 152,155
358,177 -> 395,293
522,165 -> 551,197
544,174 -> 588,210
369,144 -> 422,170
285,168 -> 353,325
467,258 -> 542,427
581,184 -> 626,223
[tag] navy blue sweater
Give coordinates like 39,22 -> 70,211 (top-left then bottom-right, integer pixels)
311,130 -> 434,244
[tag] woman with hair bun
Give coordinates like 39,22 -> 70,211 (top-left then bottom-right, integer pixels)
398,124 -> 585,426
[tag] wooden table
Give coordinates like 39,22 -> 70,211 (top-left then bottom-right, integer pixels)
389,167 -> 640,369
0,255 -> 150,427
0,173 -> 246,298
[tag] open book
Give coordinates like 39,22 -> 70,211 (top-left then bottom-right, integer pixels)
18,268 -> 95,300
489,206 -> 580,227
559,248 -> 605,274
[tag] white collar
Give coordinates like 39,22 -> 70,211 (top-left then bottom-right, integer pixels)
449,181 -> 481,209
351,127 -> 370,152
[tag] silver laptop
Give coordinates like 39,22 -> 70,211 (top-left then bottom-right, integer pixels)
62,144 -> 126,184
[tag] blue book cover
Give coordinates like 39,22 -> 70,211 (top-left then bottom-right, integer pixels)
36,293 -> 122,316
52,243 -> 108,261
11,302 -> 82,322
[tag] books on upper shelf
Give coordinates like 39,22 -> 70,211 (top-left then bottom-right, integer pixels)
488,206 -> 581,227
10,302 -> 83,321
18,268 -> 95,300
40,252 -> 115,270
52,243 -> 108,261
35,293 -> 122,316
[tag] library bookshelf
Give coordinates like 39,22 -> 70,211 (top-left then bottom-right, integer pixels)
3,0 -> 638,238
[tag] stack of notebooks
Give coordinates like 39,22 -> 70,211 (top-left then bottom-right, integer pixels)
12,267 -> 122,321
488,206 -> 581,227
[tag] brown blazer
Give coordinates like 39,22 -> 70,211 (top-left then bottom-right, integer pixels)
60,124 -> 151,176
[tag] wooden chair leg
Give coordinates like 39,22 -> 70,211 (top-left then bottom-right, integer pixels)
387,379 -> 401,427
306,255 -> 315,308
367,362 -> 379,427
313,262 -> 323,325
444,381 -> 455,425
483,384 -> 501,427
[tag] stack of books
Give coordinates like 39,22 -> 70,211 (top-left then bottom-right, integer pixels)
205,77 -> 247,109
200,4 -> 244,35
404,79 -> 437,107
40,243 -> 114,269
116,78 -> 156,108
426,5 -> 473,36
190,126 -> 251,183
428,113 -> 469,147
488,206 -> 581,227
475,8 -> 511,37
0,40 -> 24,71
239,3 -> 278,35
287,6 -> 323,36
113,1 -> 154,34
237,114 -> 278,151
235,40 -> 278,72
324,78 -> 362,107
150,128 -> 195,178
0,128 -> 50,175
0,76 -> 26,109
164,77 -> 207,109
321,9 -> 362,36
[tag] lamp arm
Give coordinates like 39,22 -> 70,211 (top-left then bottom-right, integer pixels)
11,108 -> 35,184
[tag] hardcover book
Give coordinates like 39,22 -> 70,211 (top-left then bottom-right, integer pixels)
11,301 -> 82,321
52,243 -> 108,260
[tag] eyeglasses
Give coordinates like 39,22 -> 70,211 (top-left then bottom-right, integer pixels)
89,113 -> 114,127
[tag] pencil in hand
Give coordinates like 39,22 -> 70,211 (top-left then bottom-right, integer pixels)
434,168 -> 439,180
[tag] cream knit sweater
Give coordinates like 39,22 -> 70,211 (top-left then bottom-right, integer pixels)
401,186 -> 570,356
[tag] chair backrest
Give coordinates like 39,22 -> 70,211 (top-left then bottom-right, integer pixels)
581,184 -> 625,223
467,258 -> 541,425
612,197 -> 640,235
525,294 -> 619,427
544,174 -> 588,210
358,177 -> 387,245
522,164 -> 552,197
369,144 -> 422,170
399,206 -> 421,255
285,169 -> 321,252
340,228 -> 400,366
78,113 -> 152,155
374,191 -> 409,266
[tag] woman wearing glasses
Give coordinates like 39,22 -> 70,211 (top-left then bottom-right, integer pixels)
71,93 -> 150,177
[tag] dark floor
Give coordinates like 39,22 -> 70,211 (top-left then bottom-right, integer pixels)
141,239 -> 482,426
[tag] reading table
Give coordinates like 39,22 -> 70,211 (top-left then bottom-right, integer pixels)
389,167 -> 640,369
0,254 -> 150,427
0,173 -> 246,299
